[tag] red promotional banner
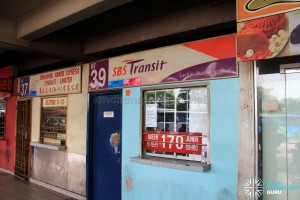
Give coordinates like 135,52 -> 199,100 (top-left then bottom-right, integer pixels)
143,131 -> 202,155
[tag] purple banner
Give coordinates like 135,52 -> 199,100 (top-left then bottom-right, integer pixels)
89,59 -> 109,91
19,76 -> 30,97
161,58 -> 237,83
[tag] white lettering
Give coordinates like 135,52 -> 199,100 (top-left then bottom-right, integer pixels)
267,190 -> 282,195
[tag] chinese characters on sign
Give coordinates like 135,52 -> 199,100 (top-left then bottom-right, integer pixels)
19,66 -> 81,97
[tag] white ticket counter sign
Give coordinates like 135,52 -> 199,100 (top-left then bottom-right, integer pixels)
19,66 -> 81,97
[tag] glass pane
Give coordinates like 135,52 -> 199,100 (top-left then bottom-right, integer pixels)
190,88 -> 207,113
286,72 -> 300,199
176,113 -> 187,122
189,113 -> 207,133
177,101 -> 187,111
157,102 -> 165,109
159,123 -> 174,132
166,101 -> 175,109
165,113 -> 174,122
257,72 -> 287,200
177,123 -> 188,132
156,91 -> 165,101
178,89 -> 189,101
189,87 -> 207,134
146,91 -> 155,102
166,90 -> 175,101
156,123 -> 164,132
41,105 -> 67,145
157,113 -> 164,122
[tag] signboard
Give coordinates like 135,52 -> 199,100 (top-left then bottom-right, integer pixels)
42,97 -> 68,107
19,66 -> 81,97
237,0 -> 300,22
88,34 -> 237,91
143,131 -> 202,155
237,10 -> 300,62
0,78 -> 12,92
19,76 -> 29,96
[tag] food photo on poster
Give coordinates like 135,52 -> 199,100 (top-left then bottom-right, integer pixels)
289,10 -> 300,54
237,9 -> 300,62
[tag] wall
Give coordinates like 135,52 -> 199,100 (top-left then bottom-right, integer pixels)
30,64 -> 88,196
0,66 -> 17,172
30,64 -> 88,155
66,64 -> 88,155
122,78 -> 239,200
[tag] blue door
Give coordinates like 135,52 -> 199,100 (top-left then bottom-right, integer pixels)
88,90 -> 122,200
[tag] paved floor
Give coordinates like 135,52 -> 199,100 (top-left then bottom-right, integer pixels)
0,172 -> 75,200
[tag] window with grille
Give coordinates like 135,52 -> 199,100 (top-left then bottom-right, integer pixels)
142,85 -> 209,162
40,97 -> 67,146
0,100 -> 6,138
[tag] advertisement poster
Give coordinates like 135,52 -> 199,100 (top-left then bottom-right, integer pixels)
237,0 -> 300,22
19,66 -> 81,97
237,10 -> 300,62
88,34 -> 237,91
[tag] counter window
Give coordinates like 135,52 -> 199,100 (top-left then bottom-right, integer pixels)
142,86 -> 209,162
0,100 -> 6,138
40,97 -> 67,146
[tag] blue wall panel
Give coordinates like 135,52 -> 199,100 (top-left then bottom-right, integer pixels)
122,78 -> 239,200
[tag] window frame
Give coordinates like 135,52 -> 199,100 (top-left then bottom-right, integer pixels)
140,82 -> 210,163
40,96 -> 68,146
0,100 -> 6,139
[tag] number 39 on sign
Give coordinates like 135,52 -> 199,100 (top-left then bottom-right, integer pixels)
88,60 -> 109,91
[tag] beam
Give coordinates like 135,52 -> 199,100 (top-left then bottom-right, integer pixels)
18,0 -> 132,40
84,2 -> 236,55
0,15 -> 85,62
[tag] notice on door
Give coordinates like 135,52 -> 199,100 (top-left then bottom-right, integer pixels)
104,111 -> 114,118
145,104 -> 157,127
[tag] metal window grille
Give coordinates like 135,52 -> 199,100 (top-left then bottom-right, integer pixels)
143,87 -> 209,162
0,101 -> 5,138
40,106 -> 67,146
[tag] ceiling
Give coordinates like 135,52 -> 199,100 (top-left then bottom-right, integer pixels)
0,0 -> 236,76
0,0 -> 50,19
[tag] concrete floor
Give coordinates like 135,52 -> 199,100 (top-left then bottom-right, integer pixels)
0,172 -> 75,200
